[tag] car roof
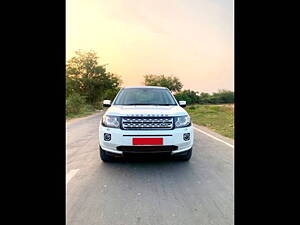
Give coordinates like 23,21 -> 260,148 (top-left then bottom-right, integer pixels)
122,86 -> 167,89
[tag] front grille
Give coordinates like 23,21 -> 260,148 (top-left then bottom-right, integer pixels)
121,117 -> 173,130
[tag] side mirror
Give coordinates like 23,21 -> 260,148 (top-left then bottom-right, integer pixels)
103,100 -> 111,107
179,100 -> 186,107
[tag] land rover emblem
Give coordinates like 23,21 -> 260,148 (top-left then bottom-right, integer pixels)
126,114 -> 169,117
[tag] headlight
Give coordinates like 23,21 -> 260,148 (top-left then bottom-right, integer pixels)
174,115 -> 191,128
102,115 -> 120,128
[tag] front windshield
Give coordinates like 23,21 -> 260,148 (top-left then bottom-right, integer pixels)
113,88 -> 178,105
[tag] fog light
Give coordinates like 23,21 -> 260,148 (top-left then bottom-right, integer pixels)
183,133 -> 190,141
104,133 -> 111,141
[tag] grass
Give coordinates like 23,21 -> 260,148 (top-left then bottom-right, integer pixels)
186,104 -> 234,139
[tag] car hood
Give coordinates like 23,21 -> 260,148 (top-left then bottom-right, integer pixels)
105,105 -> 188,117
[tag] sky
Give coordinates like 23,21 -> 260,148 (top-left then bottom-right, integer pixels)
66,0 -> 233,93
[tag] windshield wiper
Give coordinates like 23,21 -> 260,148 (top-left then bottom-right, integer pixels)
154,104 -> 175,106
123,104 -> 153,105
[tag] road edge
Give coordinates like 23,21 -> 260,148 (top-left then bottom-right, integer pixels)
66,110 -> 103,124
193,123 -> 234,146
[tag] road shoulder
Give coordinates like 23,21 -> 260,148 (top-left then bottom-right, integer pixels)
66,110 -> 103,124
193,123 -> 234,146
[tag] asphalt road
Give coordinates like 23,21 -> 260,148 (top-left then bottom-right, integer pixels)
66,112 -> 234,225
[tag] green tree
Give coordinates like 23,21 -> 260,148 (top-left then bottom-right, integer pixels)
198,92 -> 210,104
174,89 -> 200,104
144,74 -> 183,92
66,76 -> 81,98
66,93 -> 86,114
175,89 -> 234,105
210,90 -> 234,104
66,50 -> 122,106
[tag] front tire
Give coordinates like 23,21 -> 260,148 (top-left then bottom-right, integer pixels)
175,148 -> 192,161
99,145 -> 114,162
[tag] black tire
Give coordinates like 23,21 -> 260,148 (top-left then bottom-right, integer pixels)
175,148 -> 192,161
99,145 -> 114,162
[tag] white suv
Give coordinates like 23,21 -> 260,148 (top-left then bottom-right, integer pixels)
99,86 -> 194,162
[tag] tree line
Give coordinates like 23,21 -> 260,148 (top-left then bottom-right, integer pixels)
66,50 -> 122,115
66,50 -> 234,115
174,89 -> 234,105
144,74 -> 234,105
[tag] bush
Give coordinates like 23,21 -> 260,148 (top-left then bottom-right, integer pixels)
66,93 -> 86,114
174,89 -> 199,104
66,50 -> 122,106
188,105 -> 196,110
211,90 -> 234,104
80,104 -> 94,112
175,89 -> 234,105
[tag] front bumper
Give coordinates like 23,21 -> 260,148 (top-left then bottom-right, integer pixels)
99,125 -> 193,155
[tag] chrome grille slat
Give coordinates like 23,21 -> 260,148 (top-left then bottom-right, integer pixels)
122,117 -> 173,130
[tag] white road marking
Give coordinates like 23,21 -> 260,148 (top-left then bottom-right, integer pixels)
66,169 -> 80,184
193,127 -> 234,148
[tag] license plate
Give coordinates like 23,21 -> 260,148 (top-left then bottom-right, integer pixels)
132,138 -> 163,145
